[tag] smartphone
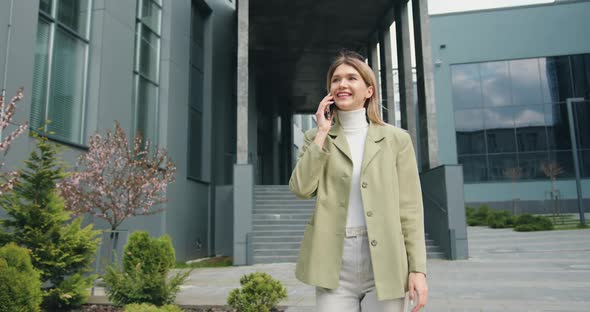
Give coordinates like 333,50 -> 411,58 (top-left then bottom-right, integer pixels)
324,103 -> 336,119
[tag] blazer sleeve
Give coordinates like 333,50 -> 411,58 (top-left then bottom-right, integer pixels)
397,132 -> 427,275
289,130 -> 330,199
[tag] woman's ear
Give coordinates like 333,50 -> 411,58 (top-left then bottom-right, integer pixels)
366,86 -> 374,99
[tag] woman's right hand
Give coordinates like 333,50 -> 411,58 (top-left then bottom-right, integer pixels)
315,94 -> 334,133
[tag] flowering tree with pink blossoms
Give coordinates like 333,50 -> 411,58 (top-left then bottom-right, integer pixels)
59,121 -> 176,231
0,88 -> 29,195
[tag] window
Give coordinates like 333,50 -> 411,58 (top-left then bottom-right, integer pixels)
452,53 -> 590,182
31,0 -> 92,144
133,0 -> 162,144
188,4 -> 207,180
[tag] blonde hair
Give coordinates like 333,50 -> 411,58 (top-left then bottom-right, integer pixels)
326,51 -> 385,125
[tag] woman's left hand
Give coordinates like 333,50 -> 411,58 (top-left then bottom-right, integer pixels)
408,272 -> 428,312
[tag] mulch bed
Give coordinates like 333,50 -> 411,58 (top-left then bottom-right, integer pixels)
80,304 -> 285,312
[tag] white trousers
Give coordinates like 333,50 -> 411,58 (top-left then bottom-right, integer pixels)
316,228 -> 409,312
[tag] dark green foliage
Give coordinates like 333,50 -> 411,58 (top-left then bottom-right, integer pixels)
123,231 -> 175,275
514,214 -> 554,232
227,272 -> 288,312
0,243 -> 43,312
486,210 -> 516,228
124,303 -> 183,312
466,205 -> 491,226
0,134 -> 101,311
104,231 -> 189,306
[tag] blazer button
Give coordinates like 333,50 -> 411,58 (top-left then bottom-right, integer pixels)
366,211 -> 373,217
362,182 -> 368,188
371,240 -> 377,246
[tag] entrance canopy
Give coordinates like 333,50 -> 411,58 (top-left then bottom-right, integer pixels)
250,0 -> 402,113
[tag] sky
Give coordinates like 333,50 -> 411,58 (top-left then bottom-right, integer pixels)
428,0 -> 555,14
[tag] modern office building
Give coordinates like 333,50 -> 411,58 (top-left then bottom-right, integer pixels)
1,0 -> 456,265
8,0 -> 587,267
430,0 -> 590,213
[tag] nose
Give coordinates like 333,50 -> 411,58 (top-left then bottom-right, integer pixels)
338,79 -> 349,88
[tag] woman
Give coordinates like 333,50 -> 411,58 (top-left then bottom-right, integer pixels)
289,51 -> 428,312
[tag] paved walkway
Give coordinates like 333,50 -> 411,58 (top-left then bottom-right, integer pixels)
89,226 -> 590,311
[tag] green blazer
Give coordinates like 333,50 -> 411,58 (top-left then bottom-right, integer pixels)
289,118 -> 427,301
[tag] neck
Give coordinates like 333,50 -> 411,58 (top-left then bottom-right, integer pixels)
338,108 -> 368,130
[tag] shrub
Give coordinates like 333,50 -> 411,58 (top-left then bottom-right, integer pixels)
0,134 -> 100,311
466,205 -> 491,226
104,231 -> 190,306
486,210 -> 516,228
124,303 -> 183,312
227,272 -> 288,312
0,243 -> 42,312
514,214 -> 554,232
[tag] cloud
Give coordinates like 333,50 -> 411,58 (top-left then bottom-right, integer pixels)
428,0 -> 555,15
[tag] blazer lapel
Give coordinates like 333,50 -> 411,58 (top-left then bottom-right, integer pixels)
328,118 -> 352,162
361,121 -> 385,174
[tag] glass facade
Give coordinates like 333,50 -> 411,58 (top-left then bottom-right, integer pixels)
188,3 -> 208,180
31,0 -> 92,144
452,54 -> 590,183
133,0 -> 162,144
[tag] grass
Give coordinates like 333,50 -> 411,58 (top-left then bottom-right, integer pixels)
546,214 -> 589,230
175,256 -> 233,269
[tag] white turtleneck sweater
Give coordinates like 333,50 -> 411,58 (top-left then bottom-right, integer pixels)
338,108 -> 369,229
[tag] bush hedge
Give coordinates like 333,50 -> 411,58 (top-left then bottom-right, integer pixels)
104,231 -> 189,306
0,243 -> 43,312
227,272 -> 287,312
514,214 -> 554,232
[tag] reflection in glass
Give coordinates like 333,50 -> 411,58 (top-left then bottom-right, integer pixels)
510,58 -> 542,106
573,101 -> 590,149
540,56 -> 573,103
571,54 -> 590,99
548,151 -> 575,179
581,150 -> 590,178
451,64 -> 482,109
458,156 -> 487,182
545,104 -> 572,150
481,61 -> 511,107
519,152 -> 548,180
57,0 -> 89,37
488,154 -> 517,181
455,109 -> 486,155
516,127 -> 547,152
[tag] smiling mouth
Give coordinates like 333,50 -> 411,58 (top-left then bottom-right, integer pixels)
336,93 -> 352,98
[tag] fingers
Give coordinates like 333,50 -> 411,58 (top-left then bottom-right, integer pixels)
315,94 -> 335,125
410,286 -> 428,312
315,95 -> 334,115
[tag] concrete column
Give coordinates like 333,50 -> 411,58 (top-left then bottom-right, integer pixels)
412,0 -> 439,169
378,29 -> 396,125
395,2 -> 418,152
368,43 -> 383,119
233,0 -> 253,265
236,0 -> 249,164
233,164 -> 253,265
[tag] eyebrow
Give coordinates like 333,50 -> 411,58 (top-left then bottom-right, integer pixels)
332,72 -> 360,78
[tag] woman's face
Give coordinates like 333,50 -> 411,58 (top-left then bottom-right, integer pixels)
329,64 -> 374,111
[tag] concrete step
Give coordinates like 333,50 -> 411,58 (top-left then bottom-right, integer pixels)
255,200 -> 317,205
253,210 -> 313,216
251,236 -> 303,243
253,224 -> 307,231
427,251 -> 446,259
253,242 -> 302,250
253,255 -> 298,263
253,220 -> 309,226
253,213 -> 313,220
252,230 -> 305,237
254,248 -> 299,257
